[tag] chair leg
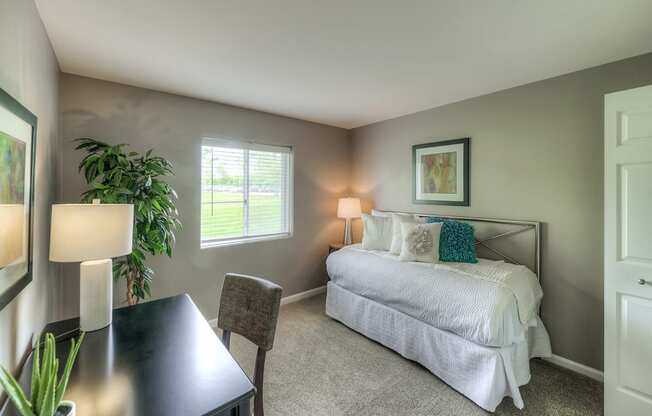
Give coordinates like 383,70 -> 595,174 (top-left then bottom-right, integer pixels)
253,348 -> 267,416
222,329 -> 231,350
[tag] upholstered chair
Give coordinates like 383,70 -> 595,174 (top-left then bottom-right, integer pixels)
218,273 -> 283,416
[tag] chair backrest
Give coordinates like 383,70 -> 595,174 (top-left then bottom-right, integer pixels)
218,273 -> 283,351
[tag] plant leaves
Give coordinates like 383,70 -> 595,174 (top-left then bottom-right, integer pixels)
39,358 -> 57,416
55,333 -> 85,407
75,137 -> 181,303
0,366 -> 35,416
30,335 -> 41,404
35,334 -> 54,412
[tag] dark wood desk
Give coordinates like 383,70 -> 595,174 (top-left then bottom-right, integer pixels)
2,294 -> 255,416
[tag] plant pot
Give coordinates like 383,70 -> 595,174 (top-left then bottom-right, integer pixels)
54,401 -> 75,416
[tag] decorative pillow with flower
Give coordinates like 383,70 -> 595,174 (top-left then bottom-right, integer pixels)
399,222 -> 442,263
425,217 -> 478,263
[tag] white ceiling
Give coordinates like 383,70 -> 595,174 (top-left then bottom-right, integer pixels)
36,0 -> 652,129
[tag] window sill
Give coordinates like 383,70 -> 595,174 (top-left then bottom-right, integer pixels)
201,232 -> 292,249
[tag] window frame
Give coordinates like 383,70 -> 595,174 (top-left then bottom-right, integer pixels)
200,137 -> 294,249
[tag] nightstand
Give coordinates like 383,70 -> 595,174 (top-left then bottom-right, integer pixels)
329,243 -> 345,254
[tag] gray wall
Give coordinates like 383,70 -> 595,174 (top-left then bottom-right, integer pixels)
0,0 -> 60,375
57,74 -> 350,322
350,52 -> 652,370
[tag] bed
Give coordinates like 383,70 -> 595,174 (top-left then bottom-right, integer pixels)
325,212 -> 552,412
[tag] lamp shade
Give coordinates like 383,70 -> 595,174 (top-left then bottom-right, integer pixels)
337,197 -> 361,219
0,204 -> 25,268
49,203 -> 134,262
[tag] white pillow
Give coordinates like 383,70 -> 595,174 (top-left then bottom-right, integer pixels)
371,209 -> 391,218
361,214 -> 392,251
399,222 -> 442,263
389,213 -> 417,254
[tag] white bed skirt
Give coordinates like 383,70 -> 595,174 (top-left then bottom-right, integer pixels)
325,282 -> 552,412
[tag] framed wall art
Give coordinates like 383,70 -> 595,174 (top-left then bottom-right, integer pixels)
413,138 -> 469,206
0,87 -> 37,311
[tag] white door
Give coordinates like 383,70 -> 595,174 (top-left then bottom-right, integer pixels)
605,85 -> 652,415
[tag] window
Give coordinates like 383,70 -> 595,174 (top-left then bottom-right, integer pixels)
201,138 -> 293,247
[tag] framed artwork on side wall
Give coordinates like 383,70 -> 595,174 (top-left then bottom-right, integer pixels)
0,87 -> 37,311
413,138 -> 470,206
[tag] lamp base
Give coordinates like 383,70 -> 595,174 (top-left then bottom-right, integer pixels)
80,259 -> 113,331
343,218 -> 352,245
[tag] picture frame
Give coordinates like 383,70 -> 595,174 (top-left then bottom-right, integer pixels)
0,87 -> 37,311
412,138 -> 470,206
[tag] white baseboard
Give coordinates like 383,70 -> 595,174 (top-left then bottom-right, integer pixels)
208,285 -> 327,328
542,354 -> 603,382
280,285 -> 326,306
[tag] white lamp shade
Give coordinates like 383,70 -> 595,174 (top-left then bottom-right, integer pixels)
49,203 -> 134,262
337,197 -> 362,219
0,204 -> 25,268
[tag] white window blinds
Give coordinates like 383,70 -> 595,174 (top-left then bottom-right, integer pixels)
201,138 -> 292,246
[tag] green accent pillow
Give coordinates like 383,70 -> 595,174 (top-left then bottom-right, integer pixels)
425,217 -> 478,263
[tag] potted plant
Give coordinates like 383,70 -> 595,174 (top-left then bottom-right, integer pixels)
0,333 -> 85,416
74,138 -> 181,305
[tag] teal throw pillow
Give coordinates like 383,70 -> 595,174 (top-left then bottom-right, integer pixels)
425,217 -> 478,263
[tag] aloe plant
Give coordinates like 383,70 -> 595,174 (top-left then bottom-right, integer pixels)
0,333 -> 84,416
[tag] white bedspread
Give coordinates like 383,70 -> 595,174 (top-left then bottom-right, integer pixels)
326,244 -> 544,347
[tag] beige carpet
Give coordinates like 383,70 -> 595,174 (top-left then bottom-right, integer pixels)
223,294 -> 602,416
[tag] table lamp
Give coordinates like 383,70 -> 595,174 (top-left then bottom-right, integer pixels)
50,200 -> 134,331
0,204 -> 24,268
337,197 -> 361,245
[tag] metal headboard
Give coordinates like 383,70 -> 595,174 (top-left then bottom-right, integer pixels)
374,210 -> 542,280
